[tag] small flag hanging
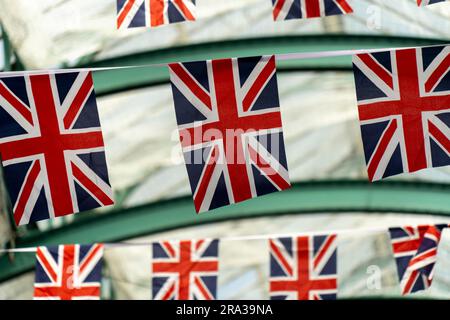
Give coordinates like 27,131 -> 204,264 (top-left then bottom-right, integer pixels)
116,0 -> 196,29
269,234 -> 338,300
0,72 -> 114,226
151,239 -> 219,300
34,244 -> 104,300
417,0 -> 447,6
168,55 -> 290,213
352,45 -> 450,181
388,224 -> 448,295
271,0 -> 353,21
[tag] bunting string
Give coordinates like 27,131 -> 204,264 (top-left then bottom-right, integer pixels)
1,222 -> 448,253
0,44 -> 432,78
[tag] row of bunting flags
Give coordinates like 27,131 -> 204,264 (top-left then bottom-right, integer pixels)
3,223 -> 444,299
116,0 -> 448,29
0,44 -> 450,225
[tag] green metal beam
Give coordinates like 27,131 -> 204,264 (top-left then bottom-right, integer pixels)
85,35 -> 449,96
2,180 -> 450,283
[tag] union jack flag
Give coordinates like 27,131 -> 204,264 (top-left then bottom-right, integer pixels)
116,0 -> 196,29
271,0 -> 353,21
352,45 -> 450,181
269,235 -> 338,300
0,72 -> 114,226
151,239 -> 219,300
34,244 -> 104,300
169,55 -> 290,213
389,224 -> 448,295
417,0 -> 447,6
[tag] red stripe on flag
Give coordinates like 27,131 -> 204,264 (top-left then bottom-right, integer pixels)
36,247 -> 58,283
335,0 -> 353,13
173,0 -> 195,21
193,146 -> 219,213
429,120 -> 450,155
79,244 -> 103,275
306,0 -> 321,18
248,145 -> 290,191
313,235 -> 337,269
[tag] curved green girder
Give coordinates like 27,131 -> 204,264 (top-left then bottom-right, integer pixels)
1,180 -> 450,283
84,34 -> 449,96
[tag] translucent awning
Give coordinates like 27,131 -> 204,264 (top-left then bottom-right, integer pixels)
0,0 -> 449,68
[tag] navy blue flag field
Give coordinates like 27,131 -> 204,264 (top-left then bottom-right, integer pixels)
352,45 -> 450,181
269,234 -> 338,300
151,239 -> 219,300
389,224 -> 449,295
0,72 -> 114,225
271,0 -> 353,21
168,55 -> 291,213
117,0 -> 196,29
34,244 -> 104,300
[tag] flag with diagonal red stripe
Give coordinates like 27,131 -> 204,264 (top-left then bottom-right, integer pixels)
34,244 -> 104,300
352,45 -> 450,181
168,55 -> 290,213
151,239 -> 219,300
0,72 -> 114,225
269,234 -> 338,300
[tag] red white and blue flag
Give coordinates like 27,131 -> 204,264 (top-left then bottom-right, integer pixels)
151,239 -> 219,300
389,224 -> 448,295
417,0 -> 447,6
169,55 -> 290,213
271,0 -> 353,21
352,45 -> 450,181
0,72 -> 114,226
269,235 -> 338,300
34,244 -> 104,300
116,0 -> 196,29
